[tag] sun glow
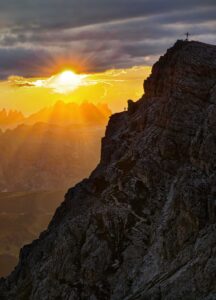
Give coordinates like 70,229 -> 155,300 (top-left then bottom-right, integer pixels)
58,70 -> 85,88
21,70 -> 88,94
6,65 -> 151,113
50,70 -> 88,93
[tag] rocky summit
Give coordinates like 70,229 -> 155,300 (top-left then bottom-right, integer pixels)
0,40 -> 216,300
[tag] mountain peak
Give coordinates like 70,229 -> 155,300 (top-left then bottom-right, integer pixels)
144,40 -> 216,100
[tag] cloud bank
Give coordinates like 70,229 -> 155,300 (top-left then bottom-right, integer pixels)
0,0 -> 215,79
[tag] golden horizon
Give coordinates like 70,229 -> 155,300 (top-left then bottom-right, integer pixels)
0,65 -> 151,115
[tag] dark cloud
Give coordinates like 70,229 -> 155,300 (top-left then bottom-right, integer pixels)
0,48 -> 53,79
0,0 -> 215,29
0,0 -> 215,78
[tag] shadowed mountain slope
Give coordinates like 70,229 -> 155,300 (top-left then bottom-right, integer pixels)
0,191 -> 65,277
0,40 -> 216,299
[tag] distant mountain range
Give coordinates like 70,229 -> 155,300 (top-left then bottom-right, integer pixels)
0,101 -> 111,129
25,101 -> 111,126
0,101 -> 111,192
0,122 -> 105,191
0,109 -> 24,129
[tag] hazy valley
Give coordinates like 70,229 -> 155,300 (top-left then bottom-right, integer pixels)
0,101 -> 111,276
0,190 -> 65,277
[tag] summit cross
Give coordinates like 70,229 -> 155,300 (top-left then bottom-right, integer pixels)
185,32 -> 190,41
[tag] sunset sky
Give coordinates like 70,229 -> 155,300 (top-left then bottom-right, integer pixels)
0,67 -> 151,114
0,0 -> 215,114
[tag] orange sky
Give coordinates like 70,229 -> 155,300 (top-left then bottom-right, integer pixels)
0,66 -> 151,115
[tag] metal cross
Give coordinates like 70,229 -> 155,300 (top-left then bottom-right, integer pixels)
185,32 -> 190,41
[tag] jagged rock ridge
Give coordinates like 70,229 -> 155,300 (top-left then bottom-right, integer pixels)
0,40 -> 216,299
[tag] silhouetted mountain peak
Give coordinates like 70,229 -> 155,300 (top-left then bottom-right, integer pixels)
0,109 -> 24,127
144,40 -> 216,99
26,101 -> 112,126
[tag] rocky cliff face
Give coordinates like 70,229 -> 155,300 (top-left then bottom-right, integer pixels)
0,40 -> 216,300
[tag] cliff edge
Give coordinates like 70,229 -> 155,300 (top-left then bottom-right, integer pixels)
0,40 -> 216,300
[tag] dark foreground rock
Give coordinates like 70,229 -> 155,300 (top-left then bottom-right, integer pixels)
0,40 -> 216,300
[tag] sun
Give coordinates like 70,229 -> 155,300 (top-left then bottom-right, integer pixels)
58,70 -> 81,85
23,69 -> 88,94
53,70 -> 87,93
